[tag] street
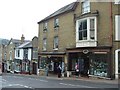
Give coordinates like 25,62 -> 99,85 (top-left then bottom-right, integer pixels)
0,73 -> 119,90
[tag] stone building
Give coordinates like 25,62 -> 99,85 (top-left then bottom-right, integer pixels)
38,1 -> 120,79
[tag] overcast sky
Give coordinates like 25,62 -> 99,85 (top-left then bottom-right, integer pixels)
0,0 -> 76,40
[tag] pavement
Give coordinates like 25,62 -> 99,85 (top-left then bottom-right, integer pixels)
2,73 -> 119,85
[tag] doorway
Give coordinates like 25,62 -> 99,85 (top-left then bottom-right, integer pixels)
32,62 -> 37,74
79,54 -> 89,77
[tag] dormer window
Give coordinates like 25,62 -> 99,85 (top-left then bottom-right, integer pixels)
82,0 -> 90,14
54,18 -> 59,28
43,22 -> 48,32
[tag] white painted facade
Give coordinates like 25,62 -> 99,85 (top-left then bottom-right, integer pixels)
15,48 -> 32,61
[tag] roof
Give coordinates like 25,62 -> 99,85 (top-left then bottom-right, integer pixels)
8,38 -> 30,47
38,2 -> 78,23
16,41 -> 32,49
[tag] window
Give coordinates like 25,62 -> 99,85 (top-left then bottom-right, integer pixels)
54,18 -> 59,28
79,20 -> 87,40
115,15 -> 120,40
43,22 -> 48,32
77,17 -> 96,41
43,38 -> 47,51
10,52 -> 12,60
17,50 -> 20,57
115,0 -> 120,4
82,0 -> 90,14
53,36 -> 58,49
24,49 -> 28,59
90,19 -> 95,40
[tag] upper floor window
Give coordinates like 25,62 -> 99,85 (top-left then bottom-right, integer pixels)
10,51 -> 12,60
43,38 -> 47,51
16,49 -> 20,57
82,0 -> 90,14
53,36 -> 58,50
115,15 -> 120,40
43,22 -> 48,32
76,17 -> 96,41
115,0 -> 120,4
24,49 -> 28,59
54,18 -> 59,28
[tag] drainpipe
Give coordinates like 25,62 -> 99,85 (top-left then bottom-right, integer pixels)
110,2 -> 113,47
109,2 -> 114,79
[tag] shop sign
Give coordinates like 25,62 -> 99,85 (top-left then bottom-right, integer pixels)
83,49 -> 89,54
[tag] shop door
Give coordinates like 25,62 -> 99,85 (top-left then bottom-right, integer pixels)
79,55 -> 89,76
32,62 -> 37,74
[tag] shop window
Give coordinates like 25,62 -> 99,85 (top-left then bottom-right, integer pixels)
40,57 -> 47,69
89,54 -> 108,77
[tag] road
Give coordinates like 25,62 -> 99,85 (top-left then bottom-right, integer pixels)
0,74 -> 119,90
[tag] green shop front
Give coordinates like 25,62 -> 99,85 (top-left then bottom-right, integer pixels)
66,46 -> 112,79
38,52 -> 65,75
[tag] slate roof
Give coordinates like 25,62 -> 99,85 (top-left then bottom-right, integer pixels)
16,41 -> 32,49
38,2 -> 78,23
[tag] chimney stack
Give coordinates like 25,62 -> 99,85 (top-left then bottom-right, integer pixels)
21,34 -> 25,44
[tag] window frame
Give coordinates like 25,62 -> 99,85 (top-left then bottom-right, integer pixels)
43,22 -> 48,32
54,18 -> 59,28
53,36 -> 59,50
81,0 -> 90,14
76,17 -> 97,42
115,15 -> 120,41
43,38 -> 47,51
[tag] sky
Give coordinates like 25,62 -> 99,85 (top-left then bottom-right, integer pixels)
0,0 -> 76,40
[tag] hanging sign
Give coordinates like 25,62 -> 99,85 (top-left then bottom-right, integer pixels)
83,49 -> 89,54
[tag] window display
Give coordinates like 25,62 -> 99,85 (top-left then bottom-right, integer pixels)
89,54 -> 108,77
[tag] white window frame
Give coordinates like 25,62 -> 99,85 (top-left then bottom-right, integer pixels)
53,36 -> 58,50
54,18 -> 59,28
76,17 -> 97,42
43,22 -> 48,32
115,15 -> 120,41
82,0 -> 90,14
43,38 -> 47,51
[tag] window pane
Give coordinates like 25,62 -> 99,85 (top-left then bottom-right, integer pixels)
83,30 -> 87,40
54,36 -> 58,48
90,19 -> 94,29
79,32 -> 82,40
90,30 -> 95,40
82,0 -> 90,14
83,20 -> 87,29
79,22 -> 83,31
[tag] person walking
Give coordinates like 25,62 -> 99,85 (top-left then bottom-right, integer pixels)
57,65 -> 62,78
75,63 -> 79,77
45,64 -> 49,76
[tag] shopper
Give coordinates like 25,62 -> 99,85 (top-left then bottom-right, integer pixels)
57,65 -> 62,78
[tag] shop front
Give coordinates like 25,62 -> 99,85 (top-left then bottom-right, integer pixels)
66,46 -> 112,79
38,52 -> 65,75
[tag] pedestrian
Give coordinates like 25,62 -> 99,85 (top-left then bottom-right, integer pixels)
75,63 -> 79,77
45,64 -> 49,76
57,65 -> 62,78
